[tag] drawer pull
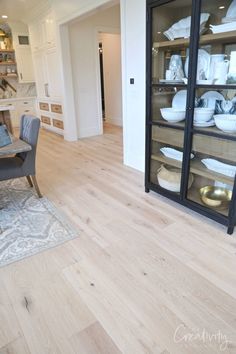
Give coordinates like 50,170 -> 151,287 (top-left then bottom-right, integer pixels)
41,116 -> 51,125
51,104 -> 63,114
52,118 -> 64,129
39,102 -> 49,111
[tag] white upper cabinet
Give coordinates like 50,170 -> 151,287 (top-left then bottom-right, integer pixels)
29,21 -> 44,52
15,47 -> 35,83
44,10 -> 56,48
29,10 -> 56,52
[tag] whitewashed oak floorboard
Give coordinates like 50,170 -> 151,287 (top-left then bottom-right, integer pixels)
0,124 -> 235,354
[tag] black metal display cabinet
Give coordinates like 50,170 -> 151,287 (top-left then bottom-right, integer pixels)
145,0 -> 236,234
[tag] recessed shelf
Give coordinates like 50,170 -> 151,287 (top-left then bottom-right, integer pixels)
0,50 -> 15,53
151,153 -> 234,185
0,62 -> 16,66
153,30 -> 236,49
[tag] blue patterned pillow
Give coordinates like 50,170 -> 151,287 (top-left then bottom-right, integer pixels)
0,124 -> 12,148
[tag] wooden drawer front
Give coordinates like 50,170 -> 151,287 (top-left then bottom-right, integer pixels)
193,134 -> 236,163
51,104 -> 63,114
41,116 -> 51,125
39,102 -> 49,111
53,119 -> 64,129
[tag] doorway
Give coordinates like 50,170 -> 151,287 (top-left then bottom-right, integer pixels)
97,32 -> 123,131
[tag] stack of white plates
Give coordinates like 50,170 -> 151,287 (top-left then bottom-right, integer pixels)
201,158 -> 236,177
210,22 -> 236,34
164,13 -> 209,40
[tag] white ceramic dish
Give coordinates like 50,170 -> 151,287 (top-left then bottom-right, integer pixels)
160,108 -> 186,122
185,49 -> 210,79
160,147 -> 194,162
201,91 -> 225,109
194,119 -> 215,127
172,90 -> 187,110
214,114 -> 236,133
197,79 -> 214,85
225,0 -> 236,20
159,79 -> 184,84
194,108 -> 214,122
210,22 -> 236,33
164,13 -> 209,40
201,158 -> 236,177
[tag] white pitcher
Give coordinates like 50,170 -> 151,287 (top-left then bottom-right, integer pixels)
214,60 -> 229,84
207,54 -> 225,80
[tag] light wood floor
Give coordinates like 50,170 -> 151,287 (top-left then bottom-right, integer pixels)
0,123 -> 236,354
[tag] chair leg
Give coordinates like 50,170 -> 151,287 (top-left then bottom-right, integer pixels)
26,176 -> 33,187
31,175 -> 43,198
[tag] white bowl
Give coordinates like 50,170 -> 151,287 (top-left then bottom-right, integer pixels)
160,108 -> 186,122
194,108 -> 214,122
214,114 -> 236,133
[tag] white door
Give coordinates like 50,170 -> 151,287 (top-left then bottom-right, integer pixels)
45,47 -> 62,99
15,47 -> 35,83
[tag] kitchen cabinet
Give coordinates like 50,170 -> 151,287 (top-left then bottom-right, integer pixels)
38,99 -> 64,135
146,0 -> 236,234
29,22 -> 44,52
44,10 -> 56,48
32,50 -> 47,98
15,47 -> 35,83
3,98 -> 36,128
45,47 -> 63,99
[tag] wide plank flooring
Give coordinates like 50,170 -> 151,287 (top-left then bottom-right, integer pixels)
0,124 -> 236,354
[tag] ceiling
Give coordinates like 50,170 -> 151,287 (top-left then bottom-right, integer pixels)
0,0 -> 49,22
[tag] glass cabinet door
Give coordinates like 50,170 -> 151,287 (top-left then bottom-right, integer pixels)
186,0 -> 236,216
149,0 -> 193,195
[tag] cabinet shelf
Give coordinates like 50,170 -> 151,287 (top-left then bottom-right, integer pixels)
153,30 -> 236,49
0,62 -> 16,66
187,189 -> 229,217
152,119 -> 185,130
0,50 -> 15,53
151,153 -> 234,185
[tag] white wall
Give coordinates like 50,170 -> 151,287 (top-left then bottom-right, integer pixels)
101,33 -> 122,127
54,0 -> 146,172
69,5 -> 120,138
120,0 -> 146,171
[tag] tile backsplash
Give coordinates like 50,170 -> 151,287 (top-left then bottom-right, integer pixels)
0,78 -> 37,99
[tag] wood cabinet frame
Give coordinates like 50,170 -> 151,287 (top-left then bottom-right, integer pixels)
145,0 -> 236,234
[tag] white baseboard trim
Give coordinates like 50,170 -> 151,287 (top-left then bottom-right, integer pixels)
105,117 -> 123,127
79,126 -> 102,139
124,151 -> 145,172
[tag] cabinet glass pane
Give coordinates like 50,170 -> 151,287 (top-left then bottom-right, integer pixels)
150,0 -> 193,194
187,87 -> 236,215
185,0 -> 236,217
195,0 -> 236,85
152,0 -> 192,84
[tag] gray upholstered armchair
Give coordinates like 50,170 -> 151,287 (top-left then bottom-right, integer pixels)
0,115 -> 42,198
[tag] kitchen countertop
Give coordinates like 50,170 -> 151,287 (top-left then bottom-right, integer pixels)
0,105 -> 14,111
0,97 -> 37,103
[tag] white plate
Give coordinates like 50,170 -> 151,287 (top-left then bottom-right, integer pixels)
226,0 -> 236,20
201,158 -> 236,177
185,49 -> 210,79
222,16 -> 236,23
194,119 -> 215,127
159,79 -> 184,84
172,90 -> 187,110
160,147 -> 194,162
201,91 -> 225,109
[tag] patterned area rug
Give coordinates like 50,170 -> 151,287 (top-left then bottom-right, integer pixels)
0,178 -> 78,267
